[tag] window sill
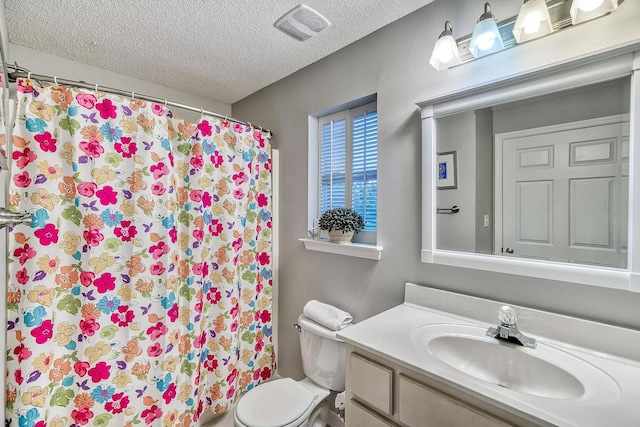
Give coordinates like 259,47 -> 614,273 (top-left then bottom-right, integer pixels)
299,238 -> 383,260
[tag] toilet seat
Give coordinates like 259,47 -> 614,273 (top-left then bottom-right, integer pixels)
235,378 -> 316,427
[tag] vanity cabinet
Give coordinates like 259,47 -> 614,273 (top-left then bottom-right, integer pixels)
345,345 -> 534,427
397,375 -> 511,427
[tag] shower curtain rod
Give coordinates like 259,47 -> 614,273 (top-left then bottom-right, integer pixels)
7,70 -> 273,136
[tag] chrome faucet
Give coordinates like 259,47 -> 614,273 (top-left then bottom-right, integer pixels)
486,305 -> 537,349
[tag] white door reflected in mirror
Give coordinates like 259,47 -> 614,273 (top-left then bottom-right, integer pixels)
498,117 -> 628,269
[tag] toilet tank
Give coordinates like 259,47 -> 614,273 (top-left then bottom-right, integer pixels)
297,314 -> 349,391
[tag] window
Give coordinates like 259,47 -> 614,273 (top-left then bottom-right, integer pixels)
318,101 -> 378,233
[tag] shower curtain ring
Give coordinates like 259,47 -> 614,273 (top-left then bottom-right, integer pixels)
95,83 -> 99,92
200,107 -> 204,120
27,71 -> 32,80
164,99 -> 168,107
54,76 -> 58,85
247,122 -> 251,129
131,91 -> 135,100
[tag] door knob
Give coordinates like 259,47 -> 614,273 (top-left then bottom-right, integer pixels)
505,247 -> 514,254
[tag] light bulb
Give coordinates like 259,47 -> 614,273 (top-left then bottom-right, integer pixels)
513,0 -> 553,43
522,12 -> 542,34
475,32 -> 497,51
578,0 -> 605,12
436,47 -> 454,63
570,0 -> 618,25
429,21 -> 463,71
469,3 -> 504,58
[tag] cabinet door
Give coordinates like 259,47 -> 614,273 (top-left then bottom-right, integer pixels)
398,375 -> 513,427
350,399 -> 398,427
350,353 -> 394,416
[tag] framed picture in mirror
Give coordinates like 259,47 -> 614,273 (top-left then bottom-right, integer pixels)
437,151 -> 457,189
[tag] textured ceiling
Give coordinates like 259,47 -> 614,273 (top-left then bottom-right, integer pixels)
5,0 -> 434,104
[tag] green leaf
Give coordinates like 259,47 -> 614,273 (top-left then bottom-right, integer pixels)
50,387 -> 74,407
241,331 -> 256,344
260,229 -> 272,239
177,143 -> 192,156
57,295 -> 81,315
93,413 -> 113,427
60,116 -> 80,136
179,284 -> 196,300
178,211 -> 193,227
242,270 -> 257,283
180,360 -> 195,376
62,205 -> 82,226
104,238 -> 123,253
99,325 -> 118,340
104,153 -> 123,167
246,211 -> 257,223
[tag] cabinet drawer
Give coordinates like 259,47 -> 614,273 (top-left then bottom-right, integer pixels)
350,353 -> 393,416
350,399 -> 397,427
398,374 -> 513,427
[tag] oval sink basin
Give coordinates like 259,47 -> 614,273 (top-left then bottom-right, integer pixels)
412,324 -> 620,400
428,335 -> 583,399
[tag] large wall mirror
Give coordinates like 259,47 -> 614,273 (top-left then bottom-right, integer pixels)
419,51 -> 640,292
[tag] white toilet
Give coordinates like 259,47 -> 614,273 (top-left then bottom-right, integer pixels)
233,313 -> 349,427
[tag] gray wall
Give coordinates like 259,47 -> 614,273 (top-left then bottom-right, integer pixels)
493,78 -> 630,134
436,111 -> 475,252
8,44 -> 231,122
232,0 -> 640,380
475,108 -> 494,255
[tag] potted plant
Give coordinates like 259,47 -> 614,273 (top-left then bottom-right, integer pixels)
318,207 -> 365,244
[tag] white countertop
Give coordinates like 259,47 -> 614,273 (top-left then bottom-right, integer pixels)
337,284 -> 640,427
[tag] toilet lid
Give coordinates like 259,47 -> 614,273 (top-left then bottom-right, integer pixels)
236,378 -> 315,427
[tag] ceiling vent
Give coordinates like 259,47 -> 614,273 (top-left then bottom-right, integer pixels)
274,4 -> 331,41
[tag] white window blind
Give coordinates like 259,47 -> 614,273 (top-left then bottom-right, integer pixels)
320,114 -> 346,212
351,107 -> 378,231
319,102 -> 377,231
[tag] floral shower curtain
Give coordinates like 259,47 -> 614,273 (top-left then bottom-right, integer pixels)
5,79 -> 275,427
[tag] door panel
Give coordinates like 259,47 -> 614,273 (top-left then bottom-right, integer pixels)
517,180 -> 553,243
502,120 -> 628,268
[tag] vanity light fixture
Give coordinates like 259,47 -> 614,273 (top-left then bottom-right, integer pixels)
469,3 -> 505,58
512,0 -> 553,43
429,0 -> 623,71
570,0 -> 618,24
429,21 -> 463,71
